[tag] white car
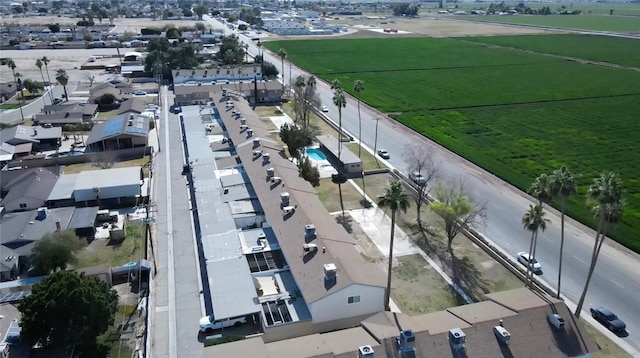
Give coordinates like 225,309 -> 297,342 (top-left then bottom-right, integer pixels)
377,149 -> 390,159
134,90 -> 147,96
321,105 -> 329,112
517,252 -> 542,274
199,315 -> 247,334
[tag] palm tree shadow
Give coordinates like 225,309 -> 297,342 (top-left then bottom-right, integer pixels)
451,252 -> 492,300
405,221 -> 449,268
336,214 -> 353,233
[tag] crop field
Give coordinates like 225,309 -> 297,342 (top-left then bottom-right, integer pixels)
450,2 -> 640,16
266,37 -> 640,251
464,34 -> 640,68
457,14 -> 640,32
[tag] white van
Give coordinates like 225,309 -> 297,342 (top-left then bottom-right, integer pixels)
199,315 -> 246,333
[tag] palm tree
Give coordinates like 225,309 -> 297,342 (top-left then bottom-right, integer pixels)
5,59 -> 25,122
55,69 -> 69,101
548,166 -> 578,298
276,48 -> 287,92
330,79 -> 341,90
41,56 -> 54,97
304,76 -> 316,130
353,80 -> 364,159
333,87 -> 347,217
528,173 -> 553,206
377,181 -> 410,310
575,173 -> 624,318
521,204 -> 549,287
35,59 -> 54,103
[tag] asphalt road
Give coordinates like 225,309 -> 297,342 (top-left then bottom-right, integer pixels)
0,85 -> 66,125
203,16 -> 640,353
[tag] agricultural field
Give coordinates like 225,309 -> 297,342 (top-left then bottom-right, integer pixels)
456,14 -> 640,32
449,1 -> 640,16
266,36 -> 640,252
464,34 -> 640,68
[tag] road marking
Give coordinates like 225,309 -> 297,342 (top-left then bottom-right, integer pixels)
610,279 -> 624,289
573,255 -> 586,264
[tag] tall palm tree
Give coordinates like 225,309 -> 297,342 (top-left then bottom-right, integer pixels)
41,56 -> 54,97
333,87 -> 347,217
522,204 -> 549,287
5,59 -> 25,122
528,173 -> 553,206
377,181 -> 410,310
548,166 -> 578,298
575,173 -> 624,318
353,80 -> 364,159
276,48 -> 287,92
304,76 -> 316,130
35,59 -> 54,103
55,69 -> 69,101
330,79 -> 341,90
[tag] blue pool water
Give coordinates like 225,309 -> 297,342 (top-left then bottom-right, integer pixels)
306,148 -> 327,161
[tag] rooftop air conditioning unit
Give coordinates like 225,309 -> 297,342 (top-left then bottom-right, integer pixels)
448,328 -> 467,350
271,176 -> 282,184
280,192 -> 290,205
128,119 -> 133,126
399,330 -> 416,353
303,243 -> 318,253
253,150 -> 262,157
266,167 -> 274,179
253,138 -> 260,148
358,345 -> 374,358
304,224 -> 316,239
240,118 -> 246,125
262,152 -> 270,163
494,326 -> 511,345
323,263 -> 337,280
247,128 -> 253,138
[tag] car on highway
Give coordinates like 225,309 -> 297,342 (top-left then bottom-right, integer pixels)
590,306 -> 626,333
321,105 -> 329,112
516,252 -> 542,274
377,149 -> 390,159
199,315 -> 247,334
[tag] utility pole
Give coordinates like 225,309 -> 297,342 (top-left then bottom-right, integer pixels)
373,117 -> 380,155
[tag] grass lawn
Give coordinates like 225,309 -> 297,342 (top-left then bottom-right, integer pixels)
450,1 -> 640,16
266,37 -> 640,252
583,320 -> 632,358
464,34 -> 640,68
74,221 -> 145,268
0,103 -> 22,110
392,254 -> 466,314
346,143 -> 384,170
63,156 -> 151,177
97,109 -> 120,119
316,178 -> 364,213
253,105 -> 284,117
463,14 -> 640,33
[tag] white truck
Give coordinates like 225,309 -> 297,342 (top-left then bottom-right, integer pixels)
409,171 -> 426,186
199,315 -> 247,334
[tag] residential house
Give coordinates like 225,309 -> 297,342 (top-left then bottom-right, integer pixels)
117,98 -> 147,116
0,125 -> 62,158
0,206 -> 75,276
174,81 -> 282,106
0,167 -> 60,212
85,115 -> 150,152
89,82 -> 132,104
0,82 -> 17,102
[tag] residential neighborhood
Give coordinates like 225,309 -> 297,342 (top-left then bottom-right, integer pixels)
0,3 -> 638,358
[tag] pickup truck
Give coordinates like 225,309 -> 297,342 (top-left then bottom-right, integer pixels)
409,171 -> 426,186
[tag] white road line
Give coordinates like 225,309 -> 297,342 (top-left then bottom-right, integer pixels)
573,255 -> 586,264
610,279 -> 624,289
164,86 -> 178,358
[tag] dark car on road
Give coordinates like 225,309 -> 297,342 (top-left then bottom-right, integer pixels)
590,306 -> 626,333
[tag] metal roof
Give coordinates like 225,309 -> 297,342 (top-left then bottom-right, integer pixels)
68,206 -> 99,229
47,173 -> 79,201
316,135 -> 362,165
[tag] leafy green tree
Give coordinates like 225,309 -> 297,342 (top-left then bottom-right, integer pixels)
298,157 -> 320,187
55,69 -> 69,101
262,61 -> 278,80
18,271 -> 118,357
144,38 -> 200,81
431,181 -> 486,252
22,79 -> 44,95
528,173 -> 553,206
99,93 -> 116,105
548,166 -> 578,298
377,181 -> 410,310
165,26 -> 181,39
216,35 -> 245,65
521,204 -> 549,287
48,24 -> 60,33
195,22 -> 207,32
575,172 -> 624,318
279,123 -> 309,160
194,4 -> 208,20
30,230 -> 85,275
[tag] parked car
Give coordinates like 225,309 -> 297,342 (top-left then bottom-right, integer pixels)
199,315 -> 247,334
409,171 -> 426,186
52,97 -> 63,105
134,90 -> 147,96
321,105 -> 329,112
590,306 -> 626,333
377,149 -> 390,159
516,252 -> 542,274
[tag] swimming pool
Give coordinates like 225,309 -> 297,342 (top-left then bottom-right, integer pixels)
306,148 -> 327,161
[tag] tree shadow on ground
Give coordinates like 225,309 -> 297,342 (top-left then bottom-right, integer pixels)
336,214 -> 353,233
404,220 -> 450,269
451,252 -> 492,301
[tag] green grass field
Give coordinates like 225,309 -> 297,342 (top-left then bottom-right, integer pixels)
457,14 -> 640,32
448,1 -> 640,16
464,34 -> 640,68
266,36 -> 640,252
